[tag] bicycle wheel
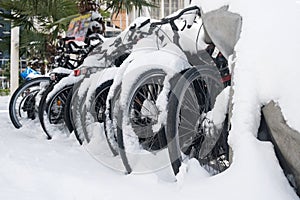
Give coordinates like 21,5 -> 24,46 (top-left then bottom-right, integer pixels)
72,88 -> 88,144
39,84 -> 73,138
116,69 -> 169,174
104,84 -> 121,156
166,65 -> 229,177
9,77 -> 50,128
38,83 -> 55,139
82,80 -> 113,143
63,87 -> 74,133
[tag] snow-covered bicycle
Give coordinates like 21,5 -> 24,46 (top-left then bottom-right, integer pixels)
38,33 -> 104,139
108,5 -> 242,176
8,35 -> 80,130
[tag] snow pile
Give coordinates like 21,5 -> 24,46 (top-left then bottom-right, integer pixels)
194,0 -> 300,131
197,0 -> 300,198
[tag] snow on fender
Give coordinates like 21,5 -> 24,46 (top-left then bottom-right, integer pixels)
118,43 -> 192,154
119,42 -> 191,110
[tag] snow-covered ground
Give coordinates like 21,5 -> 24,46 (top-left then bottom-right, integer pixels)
0,95 -> 298,200
1,0 -> 300,199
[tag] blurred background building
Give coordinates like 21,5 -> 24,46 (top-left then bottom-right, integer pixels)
0,8 -> 11,89
0,8 -> 11,69
150,0 -> 188,19
110,0 -> 190,30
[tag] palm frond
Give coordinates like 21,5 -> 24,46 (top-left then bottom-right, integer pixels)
105,0 -> 157,16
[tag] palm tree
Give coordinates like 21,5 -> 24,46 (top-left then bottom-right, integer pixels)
103,0 -> 157,15
0,0 -> 78,60
0,0 -> 156,60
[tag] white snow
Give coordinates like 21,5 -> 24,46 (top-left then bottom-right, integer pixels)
206,86 -> 230,129
46,74 -> 83,102
51,67 -> 74,75
193,0 -> 300,132
84,67 -> 117,109
0,95 -> 297,199
1,0 -> 300,199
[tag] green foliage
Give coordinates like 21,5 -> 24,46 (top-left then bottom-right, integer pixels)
0,0 -> 157,60
0,88 -> 10,96
99,9 -> 111,19
1,60 -> 10,80
0,0 -> 79,60
0,0 -> 78,30
0,62 -> 10,95
19,29 -> 51,58
105,0 -> 157,16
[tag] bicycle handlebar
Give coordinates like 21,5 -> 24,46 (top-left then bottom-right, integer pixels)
61,36 -> 76,42
150,6 -> 200,29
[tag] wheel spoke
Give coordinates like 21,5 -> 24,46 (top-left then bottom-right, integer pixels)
167,66 -> 229,176
179,112 -> 197,128
127,72 -> 165,152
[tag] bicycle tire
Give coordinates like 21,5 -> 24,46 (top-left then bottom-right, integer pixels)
68,86 -> 84,144
39,84 -> 73,139
166,65 -> 229,176
104,84 -> 121,156
116,69 -> 169,174
9,77 -> 50,129
81,80 -> 113,143
63,87 -> 74,133
38,83 -> 55,139
72,89 -> 88,144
